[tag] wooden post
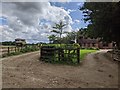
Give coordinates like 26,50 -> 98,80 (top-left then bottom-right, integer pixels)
15,47 -> 16,52
68,49 -> 70,60
25,45 -> 27,49
10,47 -> 11,53
18,47 -> 20,51
61,49 -> 64,60
11,47 -> 14,52
58,48 -> 60,61
40,47 -> 43,61
77,48 -> 80,64
8,47 -> 10,54
20,46 -> 23,51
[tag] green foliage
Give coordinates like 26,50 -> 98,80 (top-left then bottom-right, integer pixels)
1,41 -> 15,46
48,35 -> 57,43
77,28 -> 88,38
80,2 -> 120,49
42,44 -> 80,49
49,21 -> 67,44
80,49 -> 97,60
40,44 -> 79,65
40,44 -> 98,65
73,43 -> 80,48
2,52 -> 22,58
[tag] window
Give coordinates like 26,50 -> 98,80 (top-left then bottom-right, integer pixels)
92,43 -> 95,47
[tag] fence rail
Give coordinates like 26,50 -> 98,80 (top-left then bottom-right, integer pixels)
40,46 -> 80,64
1,45 -> 40,56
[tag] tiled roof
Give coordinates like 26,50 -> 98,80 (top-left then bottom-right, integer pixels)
78,38 -> 98,44
15,38 -> 25,40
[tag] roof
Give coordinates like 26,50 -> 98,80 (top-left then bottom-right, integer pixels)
78,38 -> 98,44
15,38 -> 25,41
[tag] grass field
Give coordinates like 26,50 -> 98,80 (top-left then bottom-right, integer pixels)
80,49 -> 97,60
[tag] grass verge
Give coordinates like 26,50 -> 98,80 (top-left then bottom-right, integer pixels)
80,49 -> 97,60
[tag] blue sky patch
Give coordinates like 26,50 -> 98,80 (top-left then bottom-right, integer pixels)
0,17 -> 7,25
50,2 -> 88,29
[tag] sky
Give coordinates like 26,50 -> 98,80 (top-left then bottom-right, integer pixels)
0,1 -> 88,43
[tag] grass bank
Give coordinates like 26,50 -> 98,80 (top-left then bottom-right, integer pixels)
80,49 -> 97,60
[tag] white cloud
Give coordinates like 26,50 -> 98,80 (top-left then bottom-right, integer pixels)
74,19 -> 80,23
67,9 -> 76,14
74,28 -> 79,31
77,2 -> 84,6
1,2 -> 74,43
77,3 -> 81,6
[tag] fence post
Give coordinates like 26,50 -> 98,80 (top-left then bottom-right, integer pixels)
8,47 -> 10,54
18,47 -> 20,52
58,48 -> 60,61
77,48 -> 80,64
20,46 -> 23,51
15,47 -> 16,52
61,49 -> 64,61
11,47 -> 13,52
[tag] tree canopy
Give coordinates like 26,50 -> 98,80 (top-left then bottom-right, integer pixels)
80,2 -> 120,49
51,21 -> 67,44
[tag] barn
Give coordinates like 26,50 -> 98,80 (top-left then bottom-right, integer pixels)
15,38 -> 26,47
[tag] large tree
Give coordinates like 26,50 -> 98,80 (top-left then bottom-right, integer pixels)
80,2 -> 120,49
48,35 -> 57,44
51,21 -> 67,44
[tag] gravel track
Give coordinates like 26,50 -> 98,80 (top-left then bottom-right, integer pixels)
2,50 -> 118,88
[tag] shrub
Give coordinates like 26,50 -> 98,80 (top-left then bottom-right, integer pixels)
2,52 -> 22,58
73,43 -> 80,48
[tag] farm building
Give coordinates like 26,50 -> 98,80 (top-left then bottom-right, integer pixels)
15,38 -> 26,47
77,36 -> 113,49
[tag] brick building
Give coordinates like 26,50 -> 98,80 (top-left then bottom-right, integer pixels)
77,37 -> 113,49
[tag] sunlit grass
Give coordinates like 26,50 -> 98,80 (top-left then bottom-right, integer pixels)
80,49 -> 97,60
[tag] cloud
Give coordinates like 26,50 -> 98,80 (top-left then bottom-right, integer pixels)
67,9 -> 76,14
77,3 -> 82,6
52,0 -> 71,3
74,19 -> 80,23
1,2 -> 73,43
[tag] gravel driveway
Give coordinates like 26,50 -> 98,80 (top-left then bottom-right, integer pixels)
1,50 -> 118,88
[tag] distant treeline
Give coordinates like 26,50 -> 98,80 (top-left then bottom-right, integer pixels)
0,41 -> 16,46
0,41 -> 47,46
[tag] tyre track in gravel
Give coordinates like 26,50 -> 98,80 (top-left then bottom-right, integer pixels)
2,50 -> 118,88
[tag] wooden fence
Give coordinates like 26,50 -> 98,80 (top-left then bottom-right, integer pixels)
40,46 -> 80,64
1,45 -> 40,55
2,47 -> 18,54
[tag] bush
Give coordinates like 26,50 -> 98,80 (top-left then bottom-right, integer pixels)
2,52 -> 22,58
20,46 -> 39,53
40,44 -> 81,65
73,43 -> 80,48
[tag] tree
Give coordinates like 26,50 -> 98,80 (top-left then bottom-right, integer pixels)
60,31 -> 77,44
77,28 -> 88,38
51,21 -> 67,44
2,41 -> 15,45
48,35 -> 57,44
80,2 -> 120,49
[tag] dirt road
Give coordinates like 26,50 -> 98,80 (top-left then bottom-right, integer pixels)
2,50 -> 118,88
